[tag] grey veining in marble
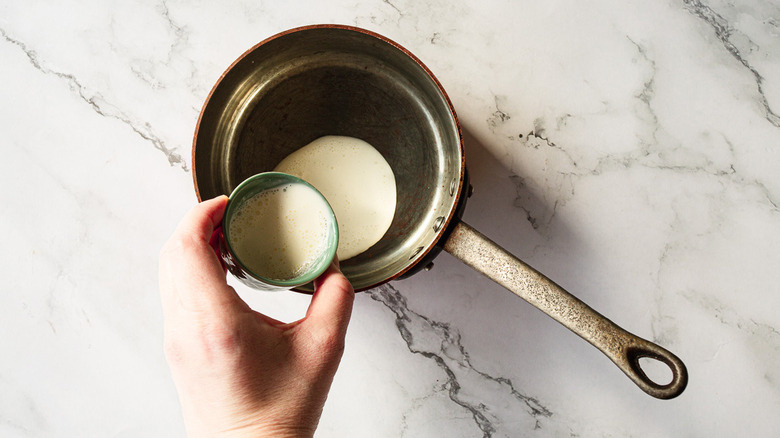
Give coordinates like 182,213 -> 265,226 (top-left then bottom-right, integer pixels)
368,284 -> 555,436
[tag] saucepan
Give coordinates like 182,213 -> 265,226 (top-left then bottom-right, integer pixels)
192,24 -> 688,399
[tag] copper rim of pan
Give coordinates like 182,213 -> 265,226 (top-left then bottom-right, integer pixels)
191,24 -> 467,290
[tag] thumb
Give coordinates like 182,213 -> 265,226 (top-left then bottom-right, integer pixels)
302,261 -> 355,344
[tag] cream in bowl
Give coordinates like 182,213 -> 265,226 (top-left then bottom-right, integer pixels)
274,135 -> 397,261
221,172 -> 339,291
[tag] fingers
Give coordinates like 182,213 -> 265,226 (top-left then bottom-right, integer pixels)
174,195 -> 229,244
160,196 -> 244,316
301,260 -> 355,343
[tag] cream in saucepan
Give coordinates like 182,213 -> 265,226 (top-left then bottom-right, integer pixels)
274,136 -> 396,260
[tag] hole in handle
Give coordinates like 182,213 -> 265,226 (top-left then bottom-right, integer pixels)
624,345 -> 688,399
638,356 -> 673,386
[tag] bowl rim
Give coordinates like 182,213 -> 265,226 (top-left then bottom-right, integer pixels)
222,171 -> 339,288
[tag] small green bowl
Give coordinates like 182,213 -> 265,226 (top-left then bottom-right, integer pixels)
220,172 -> 339,291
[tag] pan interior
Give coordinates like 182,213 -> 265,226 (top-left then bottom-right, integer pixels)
194,27 -> 463,290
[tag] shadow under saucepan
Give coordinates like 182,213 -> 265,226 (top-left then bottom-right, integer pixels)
365,120 -> 614,392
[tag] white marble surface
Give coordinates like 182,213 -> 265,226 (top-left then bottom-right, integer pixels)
2,0 -> 779,436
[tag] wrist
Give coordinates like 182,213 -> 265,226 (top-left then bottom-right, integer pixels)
185,417 -> 316,438
211,424 -> 315,438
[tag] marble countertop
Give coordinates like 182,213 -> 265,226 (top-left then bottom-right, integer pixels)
2,0 -> 779,436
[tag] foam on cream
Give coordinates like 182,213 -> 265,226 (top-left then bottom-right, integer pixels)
228,182 -> 332,281
274,136 -> 396,260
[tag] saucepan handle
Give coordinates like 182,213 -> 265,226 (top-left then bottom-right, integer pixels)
442,221 -> 688,399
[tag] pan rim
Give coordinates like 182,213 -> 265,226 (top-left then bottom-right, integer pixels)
191,24 -> 466,291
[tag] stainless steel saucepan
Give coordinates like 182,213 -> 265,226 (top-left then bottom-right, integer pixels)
192,24 -> 688,399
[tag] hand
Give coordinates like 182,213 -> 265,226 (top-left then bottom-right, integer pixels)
159,196 -> 355,438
